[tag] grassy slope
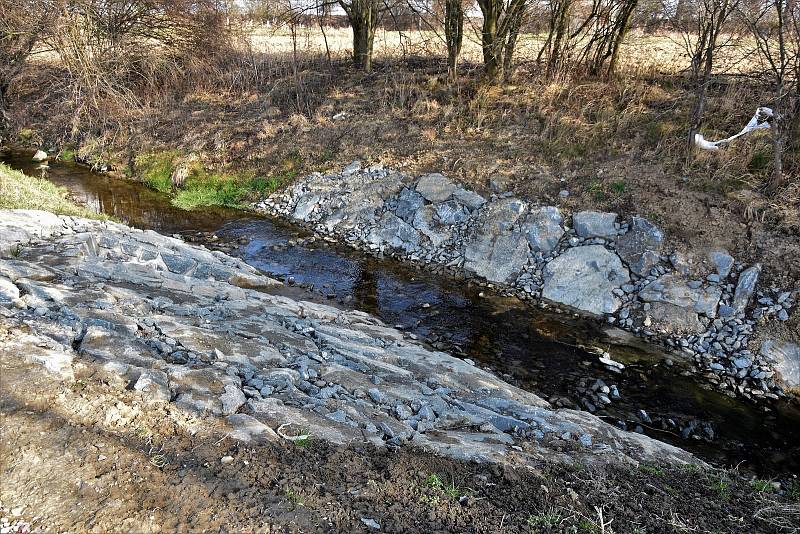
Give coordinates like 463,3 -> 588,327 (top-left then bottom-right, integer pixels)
0,163 -> 107,219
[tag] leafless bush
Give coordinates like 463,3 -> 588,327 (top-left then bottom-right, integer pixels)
40,0 -> 242,131
0,0 -> 53,135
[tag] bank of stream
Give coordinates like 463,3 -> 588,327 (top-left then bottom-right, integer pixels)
3,149 -> 799,477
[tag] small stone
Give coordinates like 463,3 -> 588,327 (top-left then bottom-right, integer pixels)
367,388 -> 385,404
220,455 -> 234,464
361,518 -> 381,530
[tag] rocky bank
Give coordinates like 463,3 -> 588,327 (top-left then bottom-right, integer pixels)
0,209 -> 698,471
257,162 -> 800,400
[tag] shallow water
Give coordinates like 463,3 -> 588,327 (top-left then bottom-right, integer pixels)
3,149 -> 799,476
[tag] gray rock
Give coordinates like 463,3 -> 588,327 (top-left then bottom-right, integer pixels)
452,188 -> 486,210
462,198 -> 530,284
416,173 -> 457,203
292,194 -> 321,221
133,369 -> 171,402
639,274 -> 722,333
225,414 -> 279,442
733,264 -> 761,312
761,340 -> 800,390
367,388 -> 385,404
541,245 -> 630,315
220,384 -> 247,415
360,518 -> 381,530
342,160 -> 362,175
412,206 -> 451,247
572,211 -> 618,239
0,277 -> 20,302
708,250 -> 734,278
523,207 -> 564,253
391,188 -> 424,222
367,212 -> 420,253
435,200 -> 470,226
615,217 -> 664,276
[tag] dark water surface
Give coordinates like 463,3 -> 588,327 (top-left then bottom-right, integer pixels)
3,149 -> 799,476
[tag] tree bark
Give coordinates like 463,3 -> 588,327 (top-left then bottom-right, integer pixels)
341,0 -> 378,71
444,0 -> 463,80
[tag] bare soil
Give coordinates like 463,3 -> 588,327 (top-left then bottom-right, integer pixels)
2,319 -> 797,533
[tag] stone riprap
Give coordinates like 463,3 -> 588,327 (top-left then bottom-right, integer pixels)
0,209 -> 696,467
258,163 -> 798,401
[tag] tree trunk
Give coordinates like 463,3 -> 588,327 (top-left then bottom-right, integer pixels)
606,0 -> 638,77
444,0 -> 463,80
480,3 -> 501,80
347,0 -> 377,71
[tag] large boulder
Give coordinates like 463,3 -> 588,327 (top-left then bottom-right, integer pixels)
523,207 -> 564,253
463,198 -> 529,284
615,217 -> 664,276
435,200 -> 470,226
760,340 -> 800,392
415,173 -> 457,203
367,212 -> 420,253
639,274 -> 722,334
541,245 -> 630,315
572,211 -> 617,239
389,187 -> 424,223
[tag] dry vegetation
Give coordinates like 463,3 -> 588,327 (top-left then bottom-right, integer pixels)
1,0 -> 799,283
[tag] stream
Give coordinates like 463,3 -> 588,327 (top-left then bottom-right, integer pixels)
3,149 -> 799,477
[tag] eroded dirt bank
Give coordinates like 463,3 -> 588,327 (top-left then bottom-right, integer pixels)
1,209 -> 797,532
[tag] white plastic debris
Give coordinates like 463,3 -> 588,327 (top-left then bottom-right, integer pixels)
694,107 -> 773,151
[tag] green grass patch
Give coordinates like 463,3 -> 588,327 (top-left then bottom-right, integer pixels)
638,464 -> 666,477
135,150 -> 181,193
751,479 -> 776,494
58,147 -> 76,162
425,473 -> 462,499
527,512 -> 563,528
134,150 -> 298,211
0,163 -> 107,220
710,475 -> 732,500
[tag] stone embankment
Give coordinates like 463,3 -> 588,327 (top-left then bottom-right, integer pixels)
0,209 -> 695,469
257,162 -> 799,399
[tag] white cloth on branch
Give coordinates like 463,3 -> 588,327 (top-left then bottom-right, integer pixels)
694,107 -> 773,151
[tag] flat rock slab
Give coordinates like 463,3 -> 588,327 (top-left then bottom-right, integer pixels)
0,209 -> 697,470
415,173 -> 457,203
541,245 -> 629,315
639,274 -> 722,334
463,198 -> 530,284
